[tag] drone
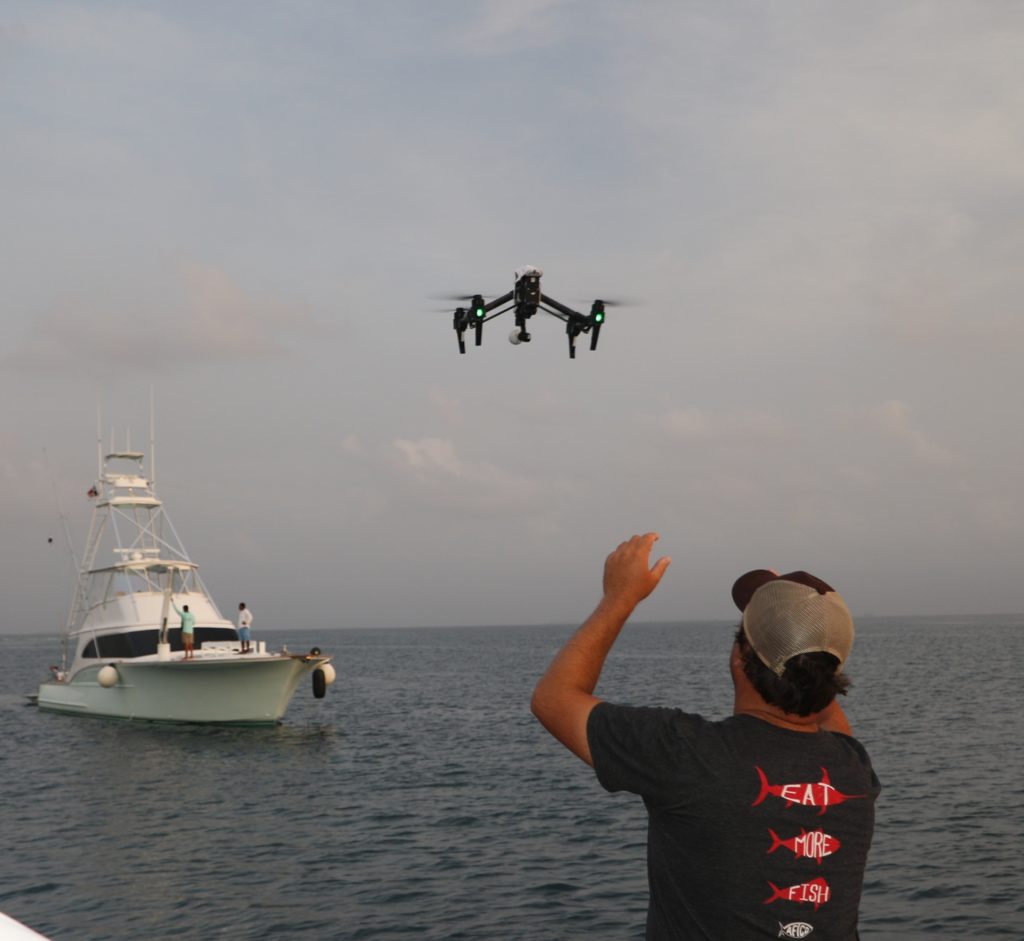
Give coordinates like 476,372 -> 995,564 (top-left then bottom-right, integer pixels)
444,266 -> 618,359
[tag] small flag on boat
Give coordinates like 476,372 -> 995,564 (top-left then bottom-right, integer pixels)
87,486 -> 99,498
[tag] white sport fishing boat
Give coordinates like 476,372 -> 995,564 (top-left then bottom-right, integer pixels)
36,434 -> 334,725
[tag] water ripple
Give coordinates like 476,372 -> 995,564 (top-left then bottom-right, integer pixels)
1,621 -> 1020,939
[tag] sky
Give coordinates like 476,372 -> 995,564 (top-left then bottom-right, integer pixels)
3,1 -> 1024,635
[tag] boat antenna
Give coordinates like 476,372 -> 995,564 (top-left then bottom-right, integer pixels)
96,403 -> 103,481
150,386 -> 156,486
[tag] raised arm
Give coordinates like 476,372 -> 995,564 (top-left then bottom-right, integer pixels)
531,533 -> 671,766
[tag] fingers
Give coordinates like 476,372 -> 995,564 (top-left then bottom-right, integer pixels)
613,531 -> 658,555
603,532 -> 672,604
622,533 -> 671,573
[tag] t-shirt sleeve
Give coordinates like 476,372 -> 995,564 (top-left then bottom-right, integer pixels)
587,701 -> 701,804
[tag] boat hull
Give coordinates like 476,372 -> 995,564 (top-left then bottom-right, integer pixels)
37,656 -> 325,725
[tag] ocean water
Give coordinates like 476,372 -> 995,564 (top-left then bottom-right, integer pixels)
0,618 -> 1020,940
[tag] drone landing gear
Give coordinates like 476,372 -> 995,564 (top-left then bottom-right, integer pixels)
567,321 -> 582,359
453,307 -> 468,354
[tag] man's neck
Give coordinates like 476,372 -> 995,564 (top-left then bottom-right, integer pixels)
731,676 -> 853,734
729,646 -> 824,733
733,699 -> 822,733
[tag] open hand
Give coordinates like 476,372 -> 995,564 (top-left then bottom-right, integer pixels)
602,533 -> 671,608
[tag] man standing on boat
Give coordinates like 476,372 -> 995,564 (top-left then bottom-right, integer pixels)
531,533 -> 879,940
237,602 -> 253,654
171,598 -> 196,660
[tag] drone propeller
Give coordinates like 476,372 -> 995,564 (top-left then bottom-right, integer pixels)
430,293 -> 500,302
572,296 -> 638,308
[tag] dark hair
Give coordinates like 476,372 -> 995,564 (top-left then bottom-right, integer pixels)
734,626 -> 849,717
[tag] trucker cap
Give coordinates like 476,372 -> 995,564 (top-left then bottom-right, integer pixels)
731,569 -> 854,677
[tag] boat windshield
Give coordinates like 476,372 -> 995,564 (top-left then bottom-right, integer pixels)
81,628 -> 239,658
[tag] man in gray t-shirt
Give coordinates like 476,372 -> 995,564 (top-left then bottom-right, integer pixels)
531,533 -> 879,940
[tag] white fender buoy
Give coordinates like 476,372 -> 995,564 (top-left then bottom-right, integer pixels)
97,665 -> 119,688
320,663 -> 336,686
312,668 -> 327,699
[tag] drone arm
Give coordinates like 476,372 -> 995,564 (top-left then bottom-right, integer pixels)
539,293 -> 584,320
483,291 -> 514,313
478,291 -> 515,328
482,304 -> 516,324
538,303 -> 569,323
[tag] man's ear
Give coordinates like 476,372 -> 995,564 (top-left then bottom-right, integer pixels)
729,640 -> 745,678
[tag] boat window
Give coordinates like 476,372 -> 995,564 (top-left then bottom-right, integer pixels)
81,631 -> 159,658
80,628 -> 238,658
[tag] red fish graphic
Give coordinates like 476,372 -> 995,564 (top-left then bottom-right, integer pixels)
752,766 -> 865,815
764,877 -> 832,911
768,827 -> 841,864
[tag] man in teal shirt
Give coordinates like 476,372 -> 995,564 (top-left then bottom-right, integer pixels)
171,598 -> 196,660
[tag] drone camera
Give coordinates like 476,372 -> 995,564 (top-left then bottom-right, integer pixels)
509,328 -> 531,345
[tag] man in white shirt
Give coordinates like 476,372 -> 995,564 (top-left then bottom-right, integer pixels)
237,602 -> 253,653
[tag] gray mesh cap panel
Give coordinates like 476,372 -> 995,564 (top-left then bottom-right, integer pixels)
742,580 -> 854,676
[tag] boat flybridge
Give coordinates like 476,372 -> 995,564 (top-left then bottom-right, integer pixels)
36,440 -> 334,724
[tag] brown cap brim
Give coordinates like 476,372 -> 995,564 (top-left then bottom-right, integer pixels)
732,569 -> 836,612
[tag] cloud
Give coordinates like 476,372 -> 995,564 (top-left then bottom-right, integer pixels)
868,400 -> 963,467
655,407 -> 708,439
456,0 -> 572,53
3,261 -> 325,374
645,406 -> 792,443
5,3 -> 1024,626
340,434 -> 364,456
15,4 -> 190,69
395,437 -> 462,474
391,436 -> 562,518
428,387 -> 463,425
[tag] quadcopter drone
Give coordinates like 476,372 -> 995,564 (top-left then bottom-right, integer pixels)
445,266 -> 616,358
